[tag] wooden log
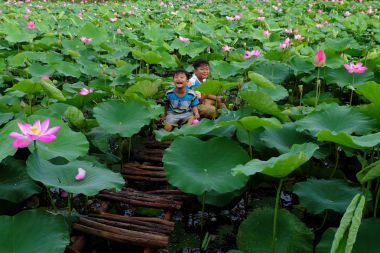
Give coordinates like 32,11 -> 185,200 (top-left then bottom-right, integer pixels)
91,213 -> 175,227
144,140 -> 172,149
133,154 -> 162,163
86,217 -> 172,235
124,163 -> 164,171
122,168 -> 166,178
136,149 -> 164,156
122,175 -> 167,182
78,218 -> 168,245
72,223 -> 168,248
97,193 -> 181,209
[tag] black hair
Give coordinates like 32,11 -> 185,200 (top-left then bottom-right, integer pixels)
192,59 -> 209,69
173,69 -> 189,79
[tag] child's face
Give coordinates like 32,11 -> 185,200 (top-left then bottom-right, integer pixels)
173,73 -> 188,88
194,64 -> 209,81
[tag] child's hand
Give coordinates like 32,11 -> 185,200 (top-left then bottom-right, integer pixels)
160,115 -> 166,122
194,112 -> 200,119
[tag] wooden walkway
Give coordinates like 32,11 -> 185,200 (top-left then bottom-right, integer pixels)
67,140 -> 185,252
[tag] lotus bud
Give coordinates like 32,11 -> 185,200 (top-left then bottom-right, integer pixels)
314,50 -> 326,67
191,119 -> 199,125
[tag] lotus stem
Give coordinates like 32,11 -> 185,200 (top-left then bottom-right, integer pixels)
315,68 -> 321,107
374,178 -> 380,218
315,210 -> 328,231
46,187 -> 57,213
127,137 -> 132,162
248,130 -> 253,159
364,181 -> 372,213
68,192 -> 72,223
272,178 -> 284,253
349,75 -> 355,105
329,145 -> 339,178
201,192 -> 206,233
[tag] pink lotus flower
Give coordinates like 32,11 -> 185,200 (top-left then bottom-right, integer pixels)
315,23 -> 324,28
80,36 -> 92,44
110,18 -> 117,22
307,8 -> 312,13
179,36 -> 189,42
234,15 -> 241,20
116,28 -> 122,34
226,16 -> 235,21
256,17 -> 265,22
314,50 -> 326,67
75,168 -> 86,181
79,88 -> 94,95
294,34 -> 304,40
26,21 -> 36,29
128,11 -> 135,15
343,62 -> 368,74
191,119 -> 199,125
344,11 -> 351,16
77,12 -> 83,18
244,50 -> 261,59
41,75 -> 50,80
263,30 -> 271,38
223,45 -> 232,52
317,9 -> 323,14
9,118 -> 60,148
23,15 -> 29,19
279,38 -> 291,49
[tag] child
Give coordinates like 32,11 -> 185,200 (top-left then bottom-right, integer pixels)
188,59 -> 226,118
162,69 -> 200,132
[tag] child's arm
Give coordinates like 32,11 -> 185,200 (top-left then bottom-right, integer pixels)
192,106 -> 200,119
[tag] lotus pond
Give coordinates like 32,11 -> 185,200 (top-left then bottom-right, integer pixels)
0,0 -> 380,252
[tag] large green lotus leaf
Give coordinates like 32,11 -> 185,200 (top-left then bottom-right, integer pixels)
355,103 -> 380,125
178,42 -> 207,58
356,159 -> 380,184
28,63 -> 55,77
248,71 -> 275,89
259,123 -> 310,154
210,60 -> 241,79
194,80 -> 222,95
324,50 -> 346,69
78,23 -> 108,44
198,188 -> 245,207
2,23 -> 36,43
316,219 -> 380,253
117,63 -> 139,77
93,100 -> 155,138
125,80 -> 161,98
244,82 -> 289,102
0,157 -> 41,203
217,116 -> 282,132
288,55 -> 315,74
0,120 -> 19,162
54,61 -> 81,78
324,38 -> 352,51
155,119 -> 218,141
27,115 -> 89,161
317,130 -> 380,149
295,105 -> 375,135
293,178 -> 362,214
163,137 -> 249,195
356,81 -> 380,107
0,209 -> 69,253
7,79 -> 42,94
0,112 -> 13,126
325,67 -> 374,88
237,208 -> 313,253
26,153 -> 124,195
143,24 -> 173,41
253,61 -> 290,85
233,143 -> 318,178
240,90 -> 289,122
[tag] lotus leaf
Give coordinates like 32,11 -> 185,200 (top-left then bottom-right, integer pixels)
253,61 -> 290,85
237,208 -> 313,253
155,119 -> 218,141
7,79 -> 42,94
356,159 -> 380,184
29,63 -> 55,77
325,67 -> 374,88
0,209 -> 69,253
248,71 -> 275,89
26,153 -> 124,195
217,116 -> 282,132
211,60 -> 241,79
0,157 -> 41,203
356,81 -> 380,107
244,82 -> 289,102
163,137 -> 249,195
54,61 -> 81,78
0,112 -> 13,125
125,79 -> 161,98
317,130 -> 380,149
293,178 -> 362,214
38,80 -> 66,101
240,90 -> 289,122
94,100 -> 157,138
259,123 -> 310,154
78,23 -> 108,44
295,105 -> 375,135
233,143 -> 318,178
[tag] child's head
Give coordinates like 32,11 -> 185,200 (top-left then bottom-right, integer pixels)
193,59 -> 210,82
173,69 -> 189,88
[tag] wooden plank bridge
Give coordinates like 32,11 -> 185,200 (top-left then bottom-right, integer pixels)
67,140 -> 186,253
